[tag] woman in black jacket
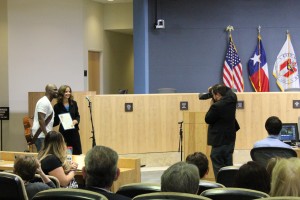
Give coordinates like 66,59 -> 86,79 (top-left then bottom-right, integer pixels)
54,85 -> 82,155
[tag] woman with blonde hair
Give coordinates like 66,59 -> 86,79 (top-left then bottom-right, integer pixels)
270,157 -> 300,196
38,131 -> 78,188
266,157 -> 281,178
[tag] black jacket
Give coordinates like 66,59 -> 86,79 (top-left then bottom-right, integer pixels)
85,187 -> 132,200
205,88 -> 238,146
53,100 -> 80,132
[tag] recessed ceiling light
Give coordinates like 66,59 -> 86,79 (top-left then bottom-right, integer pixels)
108,0 -> 114,1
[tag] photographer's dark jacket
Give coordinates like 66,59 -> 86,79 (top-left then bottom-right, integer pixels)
205,88 -> 239,146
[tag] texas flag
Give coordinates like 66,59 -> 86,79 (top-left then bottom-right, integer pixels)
248,35 -> 269,92
273,33 -> 300,91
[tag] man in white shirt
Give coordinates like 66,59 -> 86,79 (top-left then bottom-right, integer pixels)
31,84 -> 58,151
253,116 -> 292,149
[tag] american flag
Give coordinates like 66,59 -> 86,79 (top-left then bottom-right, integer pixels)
223,36 -> 244,92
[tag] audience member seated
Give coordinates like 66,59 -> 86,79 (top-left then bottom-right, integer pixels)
253,116 -> 291,149
83,145 -> 131,200
161,161 -> 199,194
270,157 -> 300,197
14,155 -> 56,200
234,161 -> 270,194
186,152 -> 218,194
186,152 -> 209,179
266,157 -> 281,179
38,131 -> 78,188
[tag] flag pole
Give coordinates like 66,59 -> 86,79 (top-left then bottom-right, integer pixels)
287,30 -> 292,88
258,26 -> 262,92
226,25 -> 234,89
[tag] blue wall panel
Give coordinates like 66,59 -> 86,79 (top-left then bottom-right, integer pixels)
144,0 -> 300,93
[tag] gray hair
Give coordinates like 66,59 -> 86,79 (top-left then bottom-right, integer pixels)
161,161 -> 199,194
84,146 -> 118,188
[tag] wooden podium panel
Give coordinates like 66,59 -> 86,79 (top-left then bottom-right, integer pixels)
27,92 -> 300,155
183,112 -> 214,180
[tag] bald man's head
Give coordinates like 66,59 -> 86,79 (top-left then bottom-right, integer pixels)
45,84 -> 58,100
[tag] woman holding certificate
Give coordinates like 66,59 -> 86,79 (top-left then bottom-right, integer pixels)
54,85 -> 82,155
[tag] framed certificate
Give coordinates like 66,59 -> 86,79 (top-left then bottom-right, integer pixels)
58,113 -> 75,130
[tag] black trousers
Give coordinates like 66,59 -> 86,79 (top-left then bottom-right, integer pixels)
62,130 -> 82,155
210,142 -> 235,179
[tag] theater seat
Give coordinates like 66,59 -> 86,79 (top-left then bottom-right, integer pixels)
32,174 -> 60,188
32,188 -> 108,200
254,197 -> 300,200
0,172 -> 28,200
198,180 -> 225,195
216,166 -> 240,187
133,192 -> 212,200
116,182 -> 161,198
200,188 -> 269,200
250,147 -> 297,168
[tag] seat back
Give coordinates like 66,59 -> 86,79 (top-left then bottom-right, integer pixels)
118,89 -> 128,94
157,88 -> 176,93
23,116 -> 32,143
23,116 -> 35,152
216,166 -> 239,187
0,172 -> 28,200
32,174 -> 60,188
254,197 -> 300,200
284,88 -> 300,92
198,180 -> 225,195
32,188 -> 108,200
250,147 -> 297,168
200,188 -> 269,200
116,182 -> 161,198
133,192 -> 212,200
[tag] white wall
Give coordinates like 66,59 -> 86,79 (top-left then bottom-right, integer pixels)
85,0 -> 104,52
0,0 -> 9,151
7,0 -> 85,150
104,3 -> 133,31
8,0 -> 85,112
84,0 -> 104,93
102,3 -> 133,94
104,31 -> 133,94
0,0 -> 8,107
2,0 -> 132,151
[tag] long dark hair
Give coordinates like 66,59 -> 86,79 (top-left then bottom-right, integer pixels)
235,161 -> 270,193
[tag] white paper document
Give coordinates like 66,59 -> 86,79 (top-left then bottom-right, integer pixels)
58,113 -> 75,130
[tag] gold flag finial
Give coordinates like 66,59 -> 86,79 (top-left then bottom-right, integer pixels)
226,25 -> 234,33
226,25 -> 234,37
